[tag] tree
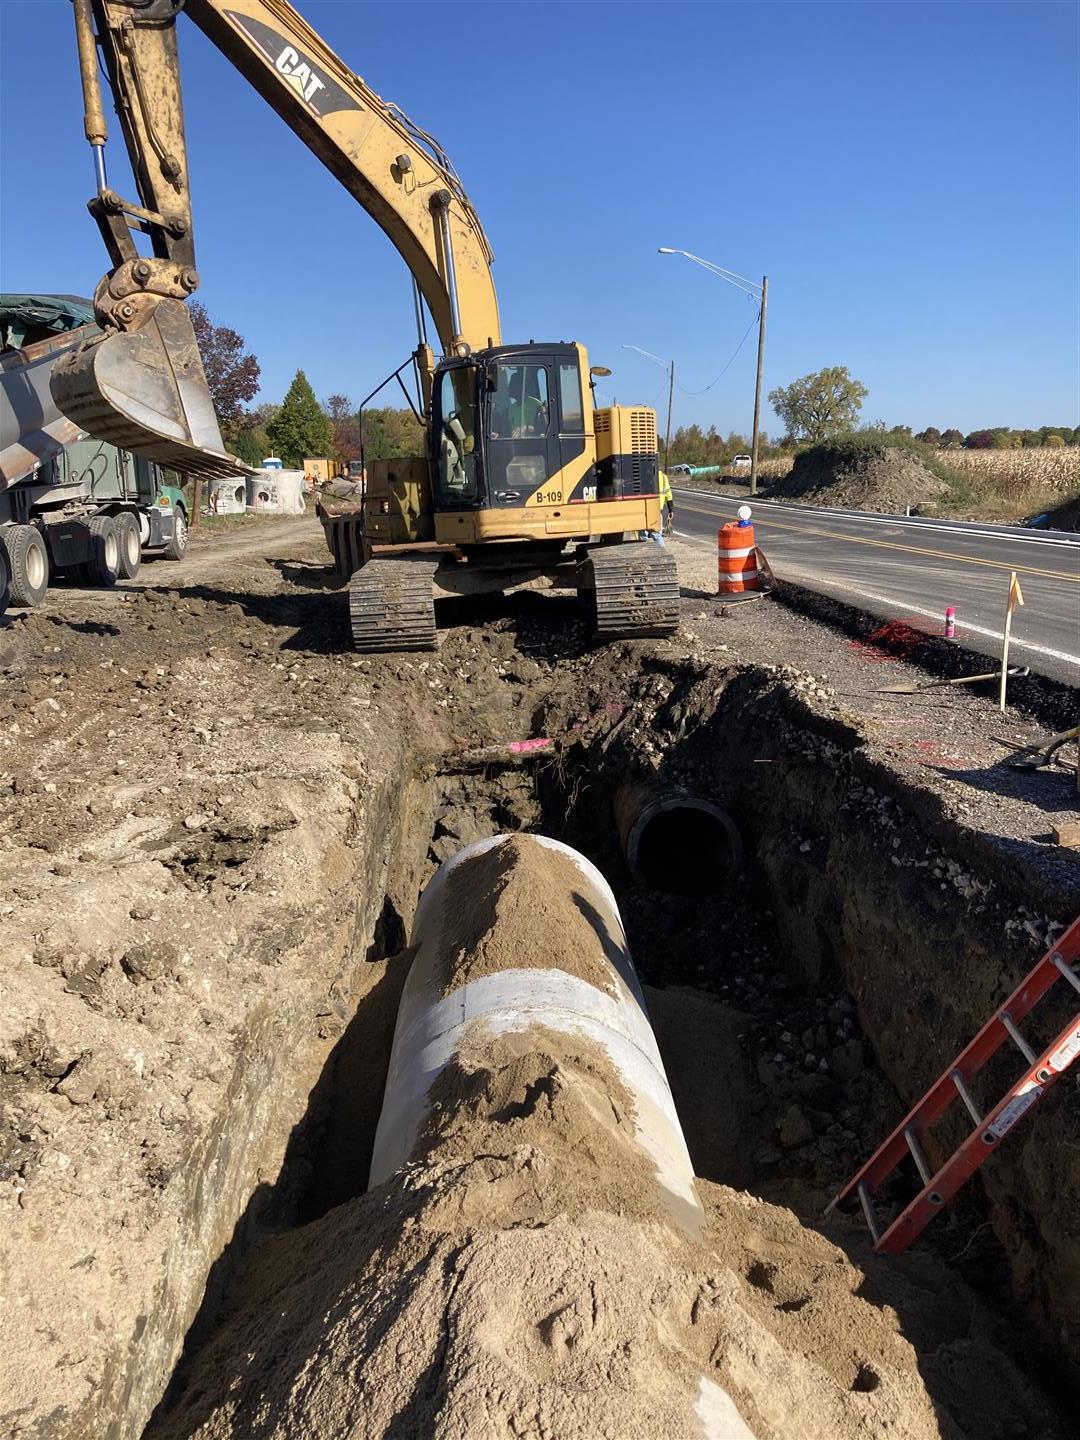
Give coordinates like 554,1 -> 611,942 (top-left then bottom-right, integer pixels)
229,402 -> 278,467
767,366 -> 869,442
360,405 -> 424,459
915,427 -> 942,447
325,393 -> 362,463
1044,433 -> 1066,448
266,370 -> 333,467
964,430 -> 996,449
940,428 -> 964,449
189,302 -> 260,436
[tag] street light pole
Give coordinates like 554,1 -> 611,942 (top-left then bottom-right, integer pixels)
621,343 -> 675,469
750,275 -> 768,497
657,247 -> 768,495
664,357 -> 675,471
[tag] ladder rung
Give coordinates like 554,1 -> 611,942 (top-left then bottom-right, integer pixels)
857,1182 -> 880,1245
951,1069 -> 983,1124
1052,951 -> 1080,996
904,1125 -> 933,1186
1001,1011 -> 1037,1065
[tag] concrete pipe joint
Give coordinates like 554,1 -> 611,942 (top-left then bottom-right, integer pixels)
615,784 -> 742,894
369,833 -> 704,1239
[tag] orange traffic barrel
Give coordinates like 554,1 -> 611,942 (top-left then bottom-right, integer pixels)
717,521 -> 759,593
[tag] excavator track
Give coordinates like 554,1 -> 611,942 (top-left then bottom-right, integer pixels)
585,541 -> 679,639
348,557 -> 440,653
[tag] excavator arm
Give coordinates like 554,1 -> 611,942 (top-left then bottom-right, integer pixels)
54,0 -> 501,476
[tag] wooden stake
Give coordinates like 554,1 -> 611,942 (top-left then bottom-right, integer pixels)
999,571 -> 1023,712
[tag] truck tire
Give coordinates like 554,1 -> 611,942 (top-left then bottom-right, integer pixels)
86,515 -> 120,587
115,512 -> 142,580
163,504 -> 188,562
0,539 -> 10,615
0,524 -> 49,607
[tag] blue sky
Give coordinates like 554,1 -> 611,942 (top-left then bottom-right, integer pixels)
1,0 -> 1076,436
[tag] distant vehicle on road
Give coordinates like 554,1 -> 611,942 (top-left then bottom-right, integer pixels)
731,454 -> 752,472
669,464 -> 692,476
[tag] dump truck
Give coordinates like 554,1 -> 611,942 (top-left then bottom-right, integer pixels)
0,295 -> 188,614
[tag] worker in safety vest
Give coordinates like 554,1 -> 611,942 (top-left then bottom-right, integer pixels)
658,468 -> 674,535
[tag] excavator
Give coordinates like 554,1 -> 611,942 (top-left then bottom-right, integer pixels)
53,0 -> 679,651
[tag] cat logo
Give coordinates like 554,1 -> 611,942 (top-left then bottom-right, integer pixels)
223,12 -> 362,118
274,45 -> 326,106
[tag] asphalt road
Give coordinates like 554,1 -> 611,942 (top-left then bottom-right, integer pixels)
672,488 -> 1080,686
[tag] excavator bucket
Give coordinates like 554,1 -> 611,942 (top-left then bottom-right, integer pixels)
50,298 -> 247,480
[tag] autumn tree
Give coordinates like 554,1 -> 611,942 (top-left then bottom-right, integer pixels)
914,426 -> 942,447
189,302 -> 260,437
266,370 -> 333,467
325,393 -> 362,463
939,428 -> 964,448
767,366 -> 868,442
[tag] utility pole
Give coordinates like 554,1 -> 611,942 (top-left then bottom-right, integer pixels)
664,358 -> 675,471
749,275 -> 768,497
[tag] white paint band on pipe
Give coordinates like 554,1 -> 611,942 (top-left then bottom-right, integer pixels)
369,835 -> 704,1239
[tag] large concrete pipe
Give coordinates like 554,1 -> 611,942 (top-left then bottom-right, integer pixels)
615,783 -> 742,894
369,833 -> 704,1239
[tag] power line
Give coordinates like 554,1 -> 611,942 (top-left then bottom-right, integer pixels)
676,308 -> 761,396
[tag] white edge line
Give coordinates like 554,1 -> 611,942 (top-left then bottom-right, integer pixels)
672,530 -> 1080,668
672,489 -> 1080,550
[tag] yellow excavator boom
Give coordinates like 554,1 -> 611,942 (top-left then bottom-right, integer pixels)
54,0 -> 501,473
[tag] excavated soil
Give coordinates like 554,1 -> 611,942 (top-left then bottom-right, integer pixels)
148,1030 -> 951,1440
769,444 -> 948,513
1,516 -> 1077,1438
433,836 -> 618,998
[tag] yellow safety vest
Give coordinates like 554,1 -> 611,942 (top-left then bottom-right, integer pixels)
658,469 -> 673,505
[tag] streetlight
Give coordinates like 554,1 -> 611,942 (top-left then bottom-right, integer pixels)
621,344 -> 675,471
658,247 -> 768,495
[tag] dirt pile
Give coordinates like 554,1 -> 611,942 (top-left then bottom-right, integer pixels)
770,441 -> 947,513
433,835 -> 618,997
1043,490 -> 1080,531
151,1027 -> 950,1440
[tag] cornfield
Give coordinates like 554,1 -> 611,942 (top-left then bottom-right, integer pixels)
936,447 -> 1078,494
755,456 -> 794,478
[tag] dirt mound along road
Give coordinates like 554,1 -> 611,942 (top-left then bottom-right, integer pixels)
770,441 -> 948,513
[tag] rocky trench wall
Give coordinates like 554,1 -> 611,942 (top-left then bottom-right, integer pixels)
663,668 -> 1079,1391
539,648 -> 1076,1392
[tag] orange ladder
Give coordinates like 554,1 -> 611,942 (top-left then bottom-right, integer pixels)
828,915 -> 1080,1253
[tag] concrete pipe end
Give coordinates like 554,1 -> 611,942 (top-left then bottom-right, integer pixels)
622,793 -> 743,894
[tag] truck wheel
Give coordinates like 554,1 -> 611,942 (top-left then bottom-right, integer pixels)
86,516 -> 120,587
0,540 -> 10,615
115,512 -> 142,579
163,505 -> 188,561
0,524 -> 49,607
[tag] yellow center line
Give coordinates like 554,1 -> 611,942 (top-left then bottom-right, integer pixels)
676,503 -> 1079,584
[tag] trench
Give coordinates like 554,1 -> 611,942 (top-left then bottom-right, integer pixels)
145,631 -> 1077,1434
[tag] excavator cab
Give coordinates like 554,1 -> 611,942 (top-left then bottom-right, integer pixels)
431,343 -> 618,522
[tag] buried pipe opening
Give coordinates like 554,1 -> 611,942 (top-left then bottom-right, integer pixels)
617,788 -> 742,895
